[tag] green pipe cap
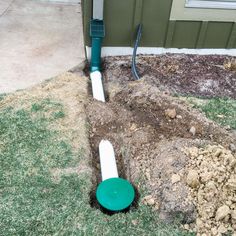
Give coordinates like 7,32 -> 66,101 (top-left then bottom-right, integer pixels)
96,178 -> 135,211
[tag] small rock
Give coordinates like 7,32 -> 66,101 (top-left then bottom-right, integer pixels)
215,205 -> 230,221
231,210 -> 236,220
92,127 -> 97,132
200,171 -> 213,183
186,170 -> 199,188
226,179 -> 236,191
165,108 -> 177,119
130,123 -> 138,131
229,143 -> 236,153
176,115 -> 182,119
131,219 -> 138,225
218,225 -> 228,234
183,224 -> 190,230
146,198 -> 155,206
211,227 -> 218,236
142,195 -> 155,206
196,218 -> 203,229
214,149 -> 222,157
188,147 -> 199,158
189,126 -> 196,136
171,174 -> 181,184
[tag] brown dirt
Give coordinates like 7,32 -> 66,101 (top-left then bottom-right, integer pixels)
87,54 -> 236,230
183,145 -> 236,234
86,78 -> 236,223
2,54 -> 235,233
103,54 -> 236,99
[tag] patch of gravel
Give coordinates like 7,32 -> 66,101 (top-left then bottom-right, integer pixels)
184,145 -> 236,235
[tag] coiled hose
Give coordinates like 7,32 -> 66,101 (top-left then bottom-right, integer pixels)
132,24 -> 142,80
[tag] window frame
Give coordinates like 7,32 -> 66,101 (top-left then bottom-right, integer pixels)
170,0 -> 236,22
185,0 -> 236,9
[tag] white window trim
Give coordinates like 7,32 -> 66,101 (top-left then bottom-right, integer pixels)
186,0 -> 236,10
170,0 -> 236,22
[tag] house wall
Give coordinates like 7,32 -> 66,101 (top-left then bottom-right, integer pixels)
82,0 -> 236,49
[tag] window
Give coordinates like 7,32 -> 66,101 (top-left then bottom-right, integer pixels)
170,0 -> 236,22
186,0 -> 236,9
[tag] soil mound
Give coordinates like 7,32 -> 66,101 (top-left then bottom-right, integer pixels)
86,80 -> 235,227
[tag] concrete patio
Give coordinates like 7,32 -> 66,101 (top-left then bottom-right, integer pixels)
0,0 -> 85,93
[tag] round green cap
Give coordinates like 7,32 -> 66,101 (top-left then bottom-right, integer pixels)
96,178 -> 135,211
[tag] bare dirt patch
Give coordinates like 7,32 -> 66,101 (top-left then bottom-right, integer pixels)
103,54 -> 236,99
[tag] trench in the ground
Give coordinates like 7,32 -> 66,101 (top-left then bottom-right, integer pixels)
85,82 -> 202,213
84,63 -> 234,214
86,85 -> 140,213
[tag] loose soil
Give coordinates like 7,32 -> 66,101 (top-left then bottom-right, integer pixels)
86,54 -> 236,234
184,145 -> 236,234
103,54 -> 236,99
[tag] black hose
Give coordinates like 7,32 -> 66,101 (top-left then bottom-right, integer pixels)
132,24 -> 142,80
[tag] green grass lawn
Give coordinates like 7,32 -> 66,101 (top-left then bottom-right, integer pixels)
184,97 -> 236,130
0,99 -> 191,236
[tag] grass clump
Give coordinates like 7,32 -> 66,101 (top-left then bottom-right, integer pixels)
0,99 -> 191,235
186,97 -> 236,129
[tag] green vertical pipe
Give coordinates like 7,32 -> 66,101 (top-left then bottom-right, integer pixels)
90,19 -> 105,72
91,37 -> 103,72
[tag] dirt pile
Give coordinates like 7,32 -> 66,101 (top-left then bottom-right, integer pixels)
184,145 -> 236,235
88,54 -> 236,232
86,79 -> 235,224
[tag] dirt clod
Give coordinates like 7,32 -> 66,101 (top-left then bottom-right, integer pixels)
224,58 -> 236,71
216,205 -> 230,221
171,174 -> 181,184
186,170 -> 199,188
230,143 -> 236,153
189,126 -> 196,136
165,108 -> 177,119
142,195 -> 156,206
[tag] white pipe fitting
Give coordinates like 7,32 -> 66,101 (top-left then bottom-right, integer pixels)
99,140 -> 119,181
90,71 -> 105,102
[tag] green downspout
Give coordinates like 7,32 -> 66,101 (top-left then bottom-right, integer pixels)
90,0 -> 105,72
90,19 -> 105,72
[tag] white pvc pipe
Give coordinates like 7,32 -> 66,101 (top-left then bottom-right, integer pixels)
99,140 -> 119,181
90,71 -> 105,102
